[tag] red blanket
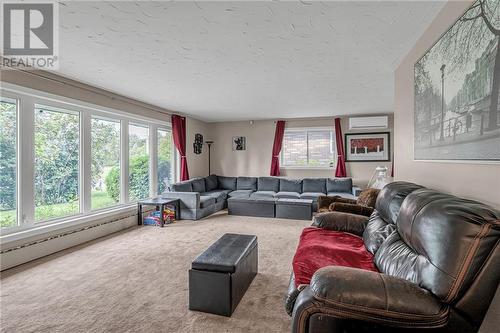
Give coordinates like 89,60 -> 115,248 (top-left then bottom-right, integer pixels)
292,227 -> 378,287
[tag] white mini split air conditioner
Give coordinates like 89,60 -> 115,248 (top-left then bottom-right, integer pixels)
349,116 -> 388,130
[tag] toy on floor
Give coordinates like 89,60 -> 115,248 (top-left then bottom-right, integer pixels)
143,208 -> 176,226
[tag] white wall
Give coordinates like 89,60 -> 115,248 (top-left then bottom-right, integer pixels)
210,115 -> 393,187
394,0 -> 500,208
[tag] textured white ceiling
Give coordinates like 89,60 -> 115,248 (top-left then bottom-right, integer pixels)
57,1 -> 445,122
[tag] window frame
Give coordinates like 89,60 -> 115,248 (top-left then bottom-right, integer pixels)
280,127 -> 336,169
0,83 -> 176,235
0,95 -> 19,229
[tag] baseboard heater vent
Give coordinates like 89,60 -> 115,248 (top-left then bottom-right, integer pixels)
1,212 -> 136,254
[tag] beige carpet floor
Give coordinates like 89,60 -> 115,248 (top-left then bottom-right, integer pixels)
0,211 -> 310,333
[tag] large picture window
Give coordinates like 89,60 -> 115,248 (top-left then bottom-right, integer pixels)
91,117 -> 121,210
129,124 -> 150,201
0,86 -> 175,234
0,98 -> 17,228
281,128 -> 335,168
34,105 -> 80,222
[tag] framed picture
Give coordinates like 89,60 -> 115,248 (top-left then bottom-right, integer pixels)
345,132 -> 390,162
232,136 -> 246,151
414,0 -> 500,162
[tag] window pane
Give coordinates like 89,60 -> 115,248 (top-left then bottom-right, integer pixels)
0,98 -> 17,228
91,118 -> 120,210
157,128 -> 172,194
282,130 -> 307,166
308,131 -> 334,167
129,124 -> 149,201
34,105 -> 80,222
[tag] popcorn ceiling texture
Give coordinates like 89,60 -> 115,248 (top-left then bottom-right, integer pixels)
56,1 -> 444,121
0,211 -> 309,332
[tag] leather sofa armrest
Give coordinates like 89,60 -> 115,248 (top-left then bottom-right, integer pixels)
161,192 -> 200,209
291,266 -> 448,333
311,212 -> 368,236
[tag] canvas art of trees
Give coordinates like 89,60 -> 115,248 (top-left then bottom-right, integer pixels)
414,0 -> 500,160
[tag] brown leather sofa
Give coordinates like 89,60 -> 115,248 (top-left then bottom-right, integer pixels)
286,182 -> 500,333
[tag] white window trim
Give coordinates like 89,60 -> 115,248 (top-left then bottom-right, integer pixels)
280,126 -> 336,169
0,83 -> 176,237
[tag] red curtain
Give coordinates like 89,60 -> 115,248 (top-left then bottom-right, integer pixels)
270,120 -> 286,176
172,115 -> 189,181
334,117 -> 347,177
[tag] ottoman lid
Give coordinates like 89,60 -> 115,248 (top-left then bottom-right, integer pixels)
192,233 -> 257,273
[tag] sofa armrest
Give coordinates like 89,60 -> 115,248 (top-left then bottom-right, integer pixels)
292,266 -> 448,333
161,192 -> 200,209
311,212 -> 368,236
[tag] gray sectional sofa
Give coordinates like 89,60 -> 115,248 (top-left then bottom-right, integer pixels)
162,175 -> 358,220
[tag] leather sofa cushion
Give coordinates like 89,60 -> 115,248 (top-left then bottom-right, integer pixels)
192,233 -> 257,273
299,192 -> 325,201
250,191 -> 276,199
257,177 -> 280,192
377,188 -> 500,302
302,178 -> 326,193
205,174 -> 218,191
171,181 -> 193,192
237,177 -> 258,191
276,191 -> 300,199
228,190 -> 254,198
199,196 -> 216,208
363,210 -> 396,254
280,179 -> 302,193
293,227 -> 378,286
191,178 -> 206,193
218,176 -> 237,190
327,178 -> 352,193
374,181 -> 424,225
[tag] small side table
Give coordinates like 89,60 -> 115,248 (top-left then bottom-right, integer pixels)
137,198 -> 180,227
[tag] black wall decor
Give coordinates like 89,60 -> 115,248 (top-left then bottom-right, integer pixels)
194,133 -> 203,154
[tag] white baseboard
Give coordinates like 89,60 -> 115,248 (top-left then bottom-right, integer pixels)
0,215 -> 136,271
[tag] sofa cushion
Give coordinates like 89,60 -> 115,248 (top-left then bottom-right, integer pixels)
299,192 -> 325,201
280,179 -> 302,193
302,178 -> 326,193
218,176 -> 237,190
228,190 -> 254,198
171,181 -> 193,192
205,174 -> 218,192
327,178 -> 352,193
237,177 -> 258,191
293,227 -> 378,286
191,178 -> 206,193
276,191 -> 300,199
257,177 -> 280,192
250,191 -> 276,199
327,192 -> 356,200
199,196 -> 216,208
201,190 -> 229,203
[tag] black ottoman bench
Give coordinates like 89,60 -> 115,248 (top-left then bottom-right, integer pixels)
189,233 -> 258,316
